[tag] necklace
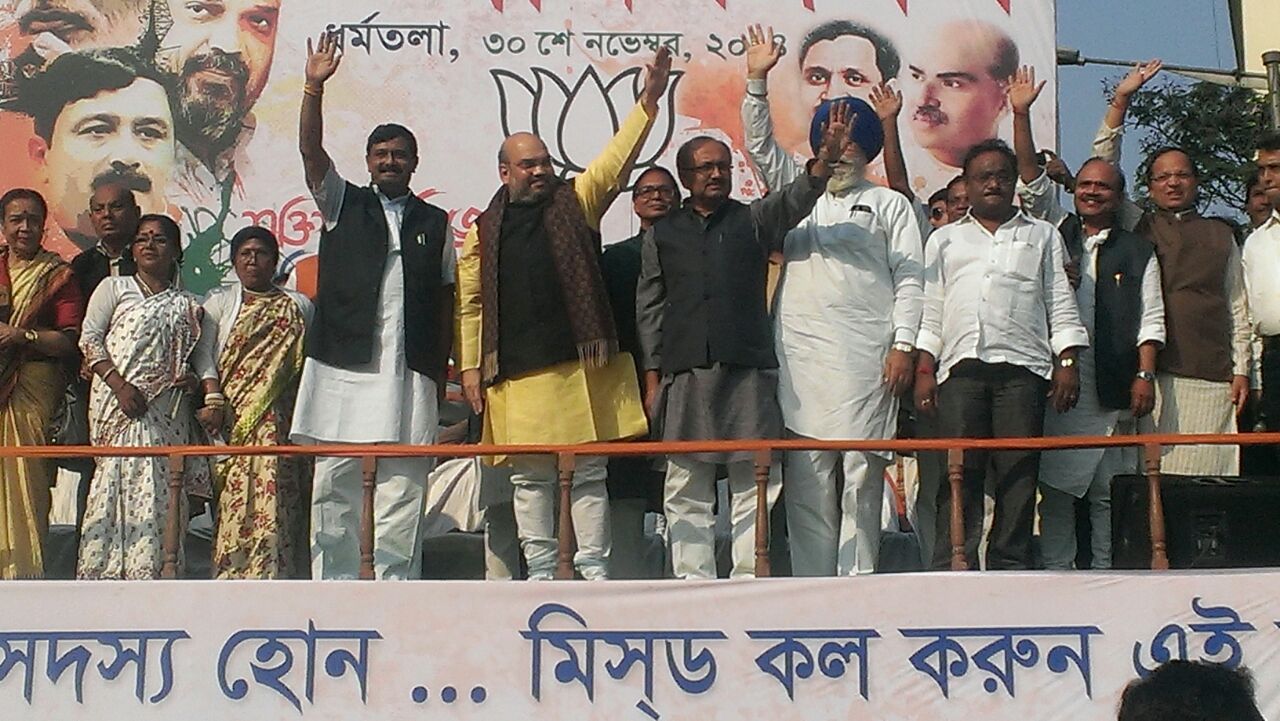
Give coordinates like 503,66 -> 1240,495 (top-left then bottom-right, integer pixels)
241,286 -> 280,298
135,274 -> 170,298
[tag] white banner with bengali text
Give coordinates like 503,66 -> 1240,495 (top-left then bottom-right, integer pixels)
3,571 -> 1280,719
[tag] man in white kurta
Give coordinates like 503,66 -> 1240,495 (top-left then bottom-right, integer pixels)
743,87 -> 924,576
1039,224 -> 1164,570
291,166 -> 455,580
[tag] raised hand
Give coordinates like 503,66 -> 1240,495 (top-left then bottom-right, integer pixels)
868,81 -> 903,121
305,31 -> 343,87
1115,59 -> 1162,99
640,46 -> 673,114
817,100 -> 854,164
745,24 -> 782,80
1007,65 -> 1046,115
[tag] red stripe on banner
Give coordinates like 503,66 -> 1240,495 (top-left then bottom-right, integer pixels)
996,0 -> 1011,12
897,0 -> 909,13
490,0 -> 543,11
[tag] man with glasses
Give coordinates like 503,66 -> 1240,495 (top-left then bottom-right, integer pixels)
599,166 -> 678,578
636,111 -> 850,579
915,139 -> 1088,570
1136,147 -> 1252,475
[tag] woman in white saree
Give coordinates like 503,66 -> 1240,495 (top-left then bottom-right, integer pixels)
77,215 -> 222,579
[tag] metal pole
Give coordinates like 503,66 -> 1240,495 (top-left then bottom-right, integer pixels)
1264,51 -> 1280,131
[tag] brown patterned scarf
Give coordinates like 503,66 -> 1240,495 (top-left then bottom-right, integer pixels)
476,179 -> 618,383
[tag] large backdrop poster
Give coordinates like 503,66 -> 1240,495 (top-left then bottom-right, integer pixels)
0,0 -> 1056,294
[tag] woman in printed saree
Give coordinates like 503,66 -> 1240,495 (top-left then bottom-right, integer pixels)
202,226 -> 313,579
77,215 -> 222,580
0,189 -> 85,579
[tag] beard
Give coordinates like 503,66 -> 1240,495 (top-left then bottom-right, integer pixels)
825,158 -> 866,196
175,50 -> 250,153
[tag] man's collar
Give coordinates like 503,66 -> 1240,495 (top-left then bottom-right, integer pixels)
1266,209 -> 1280,229
959,208 -> 1027,229
374,185 -> 412,206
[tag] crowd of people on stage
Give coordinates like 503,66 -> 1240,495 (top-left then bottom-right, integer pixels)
1,22 -> 1279,583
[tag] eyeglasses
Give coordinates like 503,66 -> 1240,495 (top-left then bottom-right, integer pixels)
636,184 -> 676,199
930,207 -> 946,219
680,161 -> 732,176
1151,171 -> 1194,184
971,170 -> 1016,185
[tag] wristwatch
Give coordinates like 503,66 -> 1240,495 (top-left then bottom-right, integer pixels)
891,342 -> 915,354
1135,370 -> 1156,383
1057,356 -> 1076,369
22,329 -> 37,344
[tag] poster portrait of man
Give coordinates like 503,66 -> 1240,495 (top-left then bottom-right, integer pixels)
13,47 -> 175,250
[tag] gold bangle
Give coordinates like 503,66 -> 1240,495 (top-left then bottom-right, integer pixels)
303,84 -> 323,98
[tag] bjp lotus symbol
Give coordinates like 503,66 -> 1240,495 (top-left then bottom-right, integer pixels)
491,64 -> 682,185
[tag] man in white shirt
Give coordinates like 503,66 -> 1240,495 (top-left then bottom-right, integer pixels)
1243,132 -> 1280,443
915,139 -> 1088,570
1037,159 -> 1165,570
759,93 -> 924,576
292,33 -> 456,580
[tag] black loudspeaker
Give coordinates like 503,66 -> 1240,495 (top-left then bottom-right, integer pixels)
1111,474 -> 1280,569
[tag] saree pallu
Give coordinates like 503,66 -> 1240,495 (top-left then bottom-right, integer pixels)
0,251 -> 80,579
212,292 -> 307,579
77,288 -> 211,580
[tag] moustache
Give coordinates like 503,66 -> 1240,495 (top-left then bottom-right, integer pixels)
182,51 -> 250,89
914,105 -> 948,124
93,167 -> 152,194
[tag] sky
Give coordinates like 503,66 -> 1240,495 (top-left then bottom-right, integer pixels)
1055,0 -> 1240,189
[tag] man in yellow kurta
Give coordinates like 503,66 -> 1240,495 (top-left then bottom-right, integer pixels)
458,49 -> 672,580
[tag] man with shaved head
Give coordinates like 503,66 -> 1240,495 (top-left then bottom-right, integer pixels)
291,32 -> 455,580
456,49 -> 673,581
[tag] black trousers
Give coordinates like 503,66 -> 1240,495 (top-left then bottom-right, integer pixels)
931,360 -> 1048,570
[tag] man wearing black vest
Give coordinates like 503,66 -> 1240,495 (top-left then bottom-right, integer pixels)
1037,159 -> 1165,570
635,112 -> 849,579
291,32 -> 455,580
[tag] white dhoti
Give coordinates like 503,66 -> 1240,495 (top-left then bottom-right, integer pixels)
292,175 -> 450,580
1146,373 -> 1239,475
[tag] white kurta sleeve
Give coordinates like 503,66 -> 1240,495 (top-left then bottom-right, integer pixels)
1043,228 -> 1090,355
1092,120 -> 1123,164
917,234 -> 945,359
1225,241 -> 1253,379
310,161 -> 347,231
1137,254 -> 1166,347
885,194 -> 926,346
740,77 -> 802,193
1015,170 -> 1069,227
78,279 -> 121,368
193,305 -> 220,382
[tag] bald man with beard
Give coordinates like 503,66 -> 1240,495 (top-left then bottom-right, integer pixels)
456,49 -> 672,581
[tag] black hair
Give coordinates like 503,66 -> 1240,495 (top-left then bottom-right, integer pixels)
229,225 -> 280,261
1077,157 -> 1127,194
11,47 -> 175,146
676,136 -> 729,170
1257,130 -> 1280,153
798,20 -> 901,81
945,175 -> 967,193
961,138 -> 1017,177
134,213 -> 184,264
928,188 -> 948,206
1143,146 -> 1200,183
631,166 -> 678,198
1117,661 -> 1264,721
0,188 -> 48,218
987,30 -> 1020,82
366,123 -> 418,158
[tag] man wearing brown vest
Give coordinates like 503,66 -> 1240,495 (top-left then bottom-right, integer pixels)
1137,147 -> 1252,475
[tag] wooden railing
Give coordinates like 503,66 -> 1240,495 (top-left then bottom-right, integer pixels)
7,431 -> 1277,579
